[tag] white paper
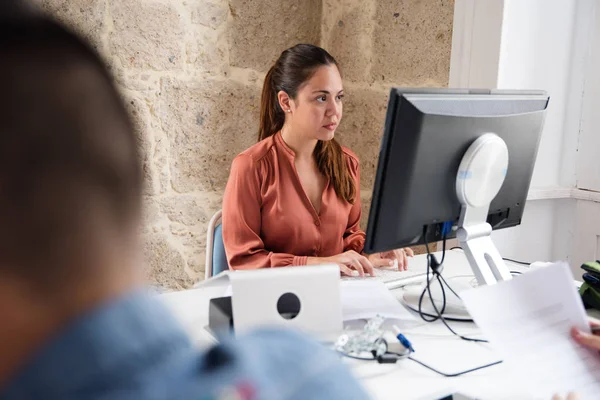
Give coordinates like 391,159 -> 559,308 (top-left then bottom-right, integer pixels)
340,280 -> 415,322
462,262 -> 600,399
192,270 -> 231,290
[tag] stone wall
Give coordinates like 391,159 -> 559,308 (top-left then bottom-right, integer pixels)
36,0 -> 454,289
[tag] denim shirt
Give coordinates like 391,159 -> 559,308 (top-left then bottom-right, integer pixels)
1,290 -> 370,400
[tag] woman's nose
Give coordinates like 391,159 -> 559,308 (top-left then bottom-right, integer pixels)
326,99 -> 340,117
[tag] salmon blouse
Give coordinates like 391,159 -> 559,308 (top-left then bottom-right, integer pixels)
222,131 -> 365,270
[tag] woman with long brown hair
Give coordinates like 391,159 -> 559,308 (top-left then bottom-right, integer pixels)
222,44 -> 413,276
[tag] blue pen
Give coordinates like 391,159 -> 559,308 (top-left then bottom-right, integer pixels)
393,325 -> 415,353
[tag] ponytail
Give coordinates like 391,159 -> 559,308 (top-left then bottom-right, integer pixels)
258,66 -> 285,141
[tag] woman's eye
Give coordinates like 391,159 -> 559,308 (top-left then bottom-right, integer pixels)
317,95 -> 327,102
337,94 -> 344,101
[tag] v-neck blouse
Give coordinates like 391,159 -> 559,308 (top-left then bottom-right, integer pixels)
222,131 -> 365,270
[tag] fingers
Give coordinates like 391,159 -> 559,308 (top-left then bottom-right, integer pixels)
370,254 -> 394,268
348,256 -> 365,277
392,249 -> 409,271
348,250 -> 373,276
571,327 -> 600,350
344,250 -> 373,276
373,258 -> 394,267
338,264 -> 354,277
393,250 -> 404,270
375,251 -> 395,266
400,249 -> 409,271
589,317 -> 600,328
357,254 -> 375,276
405,247 -> 415,257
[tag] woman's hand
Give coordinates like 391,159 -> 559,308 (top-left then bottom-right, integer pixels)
307,250 -> 375,277
366,248 -> 415,271
571,317 -> 600,350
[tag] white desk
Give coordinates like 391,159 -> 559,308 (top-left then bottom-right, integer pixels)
161,250 -> 592,400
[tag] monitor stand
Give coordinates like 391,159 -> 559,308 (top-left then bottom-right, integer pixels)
403,133 -> 514,321
455,133 -> 512,286
401,274 -> 476,321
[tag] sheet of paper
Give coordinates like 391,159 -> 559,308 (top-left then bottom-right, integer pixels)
462,262 -> 600,399
192,270 -> 231,290
340,280 -> 415,322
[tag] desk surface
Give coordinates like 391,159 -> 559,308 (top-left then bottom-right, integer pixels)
161,250 -> 593,400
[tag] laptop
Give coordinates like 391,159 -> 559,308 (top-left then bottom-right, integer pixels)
229,264 -> 343,342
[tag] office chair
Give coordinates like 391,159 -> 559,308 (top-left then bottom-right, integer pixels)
205,209 -> 229,279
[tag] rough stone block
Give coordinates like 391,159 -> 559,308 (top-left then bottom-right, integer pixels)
161,191 -> 224,278
36,0 -> 106,51
172,225 -> 208,276
325,1 -> 375,83
141,196 -> 161,233
113,68 -> 161,92
143,232 -> 192,290
159,193 -> 222,227
186,251 -> 207,276
109,0 -> 184,70
155,151 -> 172,194
186,29 -> 228,75
158,78 -> 260,193
192,1 -> 228,29
122,93 -> 158,196
228,0 -> 322,71
371,0 -> 454,85
336,87 -> 389,192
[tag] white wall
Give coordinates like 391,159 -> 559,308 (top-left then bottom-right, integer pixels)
451,0 -> 600,276
449,0 -> 504,88
497,0 -> 576,188
491,200 -> 567,263
491,0 -> 577,265
577,1 -> 600,192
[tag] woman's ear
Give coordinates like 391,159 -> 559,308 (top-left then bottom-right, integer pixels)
277,90 -> 292,113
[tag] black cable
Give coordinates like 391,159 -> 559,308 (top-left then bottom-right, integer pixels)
338,352 -> 379,361
503,257 -> 531,266
341,348 -> 502,377
435,272 -> 460,299
421,226 -> 488,344
440,231 -> 448,264
417,231 -> 447,323
407,355 -> 502,377
417,261 -> 447,322
418,229 -> 446,323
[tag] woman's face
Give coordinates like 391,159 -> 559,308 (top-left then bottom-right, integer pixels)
284,64 -> 344,142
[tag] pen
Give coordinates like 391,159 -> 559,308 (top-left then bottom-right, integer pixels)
393,325 -> 415,353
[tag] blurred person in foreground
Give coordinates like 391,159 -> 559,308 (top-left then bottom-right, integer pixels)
0,5 -> 370,400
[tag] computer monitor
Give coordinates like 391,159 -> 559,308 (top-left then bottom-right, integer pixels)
364,88 -> 549,285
